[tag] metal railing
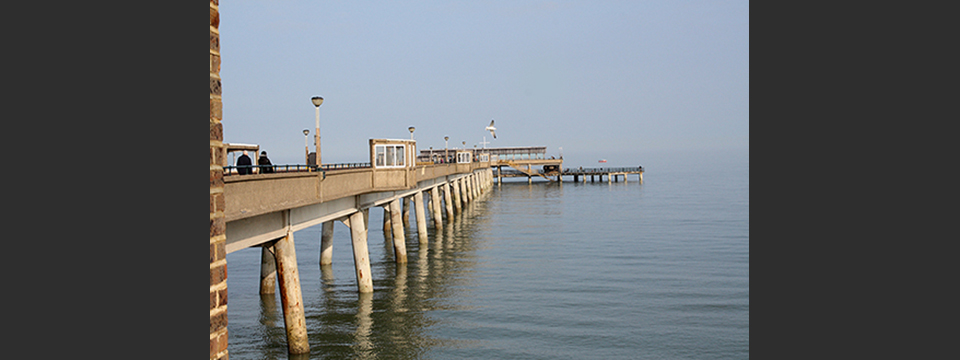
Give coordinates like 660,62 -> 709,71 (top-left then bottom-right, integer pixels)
493,166 -> 643,175
561,167 -> 643,174
320,162 -> 371,171
224,162 -> 374,176
224,164 -> 315,175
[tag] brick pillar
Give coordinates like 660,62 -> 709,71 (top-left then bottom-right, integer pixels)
209,1 -> 228,360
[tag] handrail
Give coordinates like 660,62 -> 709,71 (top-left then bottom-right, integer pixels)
225,162 -> 372,176
560,167 -> 643,174
320,162 -> 371,171
224,164 -> 314,175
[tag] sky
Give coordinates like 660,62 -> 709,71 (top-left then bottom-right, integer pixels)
219,1 -> 748,168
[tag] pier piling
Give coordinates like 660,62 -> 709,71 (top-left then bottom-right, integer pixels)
389,198 -> 408,263
444,182 -> 454,219
274,231 -> 310,354
430,186 -> 443,229
451,179 -> 462,214
346,211 -> 373,293
414,191 -> 429,244
402,196 -> 411,227
259,243 -> 276,295
319,221 -> 334,265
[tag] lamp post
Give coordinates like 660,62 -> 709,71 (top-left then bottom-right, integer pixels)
444,136 -> 449,163
408,126 -> 415,140
311,96 -> 324,166
303,129 -> 310,167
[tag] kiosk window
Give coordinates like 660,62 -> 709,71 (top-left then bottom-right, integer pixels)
375,144 -> 406,168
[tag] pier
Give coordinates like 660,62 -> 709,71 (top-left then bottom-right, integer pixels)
208,3 -> 639,358
220,138 -> 498,354
214,140 -> 642,356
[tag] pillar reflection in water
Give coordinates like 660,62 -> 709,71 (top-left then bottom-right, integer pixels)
393,263 -> 408,312
352,293 -> 375,358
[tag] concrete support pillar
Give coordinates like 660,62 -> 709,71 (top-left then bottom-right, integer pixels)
362,208 -> 369,230
402,196 -> 411,227
382,205 -> 392,239
591,175 -> 595,182
639,172 -> 643,184
389,198 -> 407,263
528,175 -> 532,184
461,176 -> 470,204
477,172 -> 484,194
480,170 -> 485,191
470,173 -> 476,198
274,231 -> 310,354
345,211 -> 373,293
414,191 -> 429,244
460,177 -> 469,206
467,175 -> 475,201
451,179 -> 462,213
430,186 -> 443,230
497,166 -> 502,185
319,221 -> 334,266
443,182 -> 454,219
259,244 -> 277,295
472,174 -> 479,198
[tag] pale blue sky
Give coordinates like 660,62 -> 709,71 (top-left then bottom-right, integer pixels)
219,1 -> 748,167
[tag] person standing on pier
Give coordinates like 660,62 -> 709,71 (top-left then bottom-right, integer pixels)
259,151 -> 274,174
237,150 -> 252,175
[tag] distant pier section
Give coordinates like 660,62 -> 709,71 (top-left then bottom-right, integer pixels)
419,146 -> 642,184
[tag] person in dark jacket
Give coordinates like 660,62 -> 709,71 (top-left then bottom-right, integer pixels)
236,150 -> 252,175
258,151 -> 274,174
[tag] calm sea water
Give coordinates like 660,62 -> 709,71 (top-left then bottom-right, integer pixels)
226,148 -> 749,359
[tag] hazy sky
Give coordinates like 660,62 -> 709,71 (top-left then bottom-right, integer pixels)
219,1 -> 748,167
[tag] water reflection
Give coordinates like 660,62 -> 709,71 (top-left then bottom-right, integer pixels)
352,293 -> 375,359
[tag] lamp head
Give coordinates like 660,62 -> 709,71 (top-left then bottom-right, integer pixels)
303,129 -> 309,136
408,126 -> 415,134
311,96 -> 324,107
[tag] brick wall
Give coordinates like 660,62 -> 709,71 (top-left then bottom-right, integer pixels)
210,1 -> 228,359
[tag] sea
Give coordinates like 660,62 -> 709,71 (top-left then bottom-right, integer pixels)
225,147 -> 749,359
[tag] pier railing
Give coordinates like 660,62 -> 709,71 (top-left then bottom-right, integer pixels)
562,167 -> 643,174
225,162 -> 372,176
